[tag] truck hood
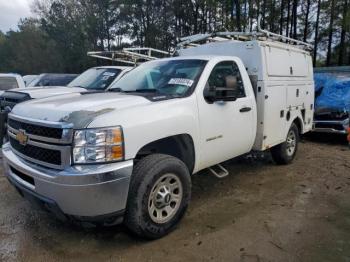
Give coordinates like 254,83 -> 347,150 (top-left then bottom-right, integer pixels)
10,86 -> 86,99
11,92 -> 151,128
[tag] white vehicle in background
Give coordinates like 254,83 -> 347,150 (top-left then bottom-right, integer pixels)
27,73 -> 78,87
0,66 -> 131,110
0,47 -> 170,112
0,66 -> 131,146
2,25 -> 315,239
22,75 -> 38,87
0,74 -> 25,95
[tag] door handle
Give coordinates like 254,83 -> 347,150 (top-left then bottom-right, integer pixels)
239,107 -> 252,113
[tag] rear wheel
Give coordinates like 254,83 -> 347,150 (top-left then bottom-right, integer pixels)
271,123 -> 299,165
124,154 -> 191,239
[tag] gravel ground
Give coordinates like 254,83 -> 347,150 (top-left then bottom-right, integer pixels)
0,133 -> 349,262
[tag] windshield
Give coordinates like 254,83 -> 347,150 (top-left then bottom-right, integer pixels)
109,59 -> 207,97
23,75 -> 38,86
29,74 -> 77,87
68,68 -> 121,90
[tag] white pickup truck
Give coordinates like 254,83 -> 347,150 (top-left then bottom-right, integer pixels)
0,74 -> 26,95
2,32 -> 314,239
0,66 -> 130,110
0,66 -> 130,146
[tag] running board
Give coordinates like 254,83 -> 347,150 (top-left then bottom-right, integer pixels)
208,164 -> 229,178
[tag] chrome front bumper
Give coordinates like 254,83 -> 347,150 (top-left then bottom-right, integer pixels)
2,143 -> 133,220
313,118 -> 349,134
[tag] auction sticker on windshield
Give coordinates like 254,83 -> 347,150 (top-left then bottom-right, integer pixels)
103,72 -> 116,77
168,78 -> 194,87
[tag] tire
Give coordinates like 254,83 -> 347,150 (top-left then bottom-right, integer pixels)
124,154 -> 191,239
271,123 -> 299,165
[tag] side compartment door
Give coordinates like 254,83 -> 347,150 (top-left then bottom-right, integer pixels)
196,60 -> 256,169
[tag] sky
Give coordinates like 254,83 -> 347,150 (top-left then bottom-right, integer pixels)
0,0 -> 33,32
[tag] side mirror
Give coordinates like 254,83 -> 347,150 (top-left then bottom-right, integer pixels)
204,75 -> 238,103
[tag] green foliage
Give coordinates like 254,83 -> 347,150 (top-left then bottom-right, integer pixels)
0,18 -> 65,74
0,0 -> 349,74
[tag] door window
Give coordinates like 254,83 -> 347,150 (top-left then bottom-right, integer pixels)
207,61 -> 245,98
0,77 -> 19,90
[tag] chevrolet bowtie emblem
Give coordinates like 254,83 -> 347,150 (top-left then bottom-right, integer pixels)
16,129 -> 28,146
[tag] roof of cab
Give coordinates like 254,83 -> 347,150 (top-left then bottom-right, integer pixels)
147,55 -> 238,62
0,73 -> 22,78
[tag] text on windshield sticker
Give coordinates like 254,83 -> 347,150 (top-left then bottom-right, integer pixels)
103,72 -> 116,77
168,78 -> 194,87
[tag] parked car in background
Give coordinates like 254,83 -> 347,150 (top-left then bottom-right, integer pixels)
0,66 -> 131,146
0,66 -> 131,111
313,67 -> 350,134
0,74 -> 25,95
28,73 -> 78,87
22,75 -> 38,86
0,73 -> 26,143
68,66 -> 130,91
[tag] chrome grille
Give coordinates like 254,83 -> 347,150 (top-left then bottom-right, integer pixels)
9,136 -> 62,166
8,118 -> 63,139
7,114 -> 73,170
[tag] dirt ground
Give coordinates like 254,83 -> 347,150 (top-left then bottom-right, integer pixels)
0,133 -> 349,262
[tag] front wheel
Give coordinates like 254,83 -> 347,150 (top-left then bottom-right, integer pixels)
271,123 -> 299,165
124,154 -> 191,239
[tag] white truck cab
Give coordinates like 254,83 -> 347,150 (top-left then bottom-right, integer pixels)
2,30 -> 314,239
0,66 -> 131,146
0,66 -> 131,110
0,74 -> 26,95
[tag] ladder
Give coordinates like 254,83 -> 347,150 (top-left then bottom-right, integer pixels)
177,16 -> 313,51
87,47 -> 171,65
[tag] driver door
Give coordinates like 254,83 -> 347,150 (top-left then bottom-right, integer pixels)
196,60 -> 255,169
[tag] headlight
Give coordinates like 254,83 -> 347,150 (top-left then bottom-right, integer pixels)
72,126 -> 123,164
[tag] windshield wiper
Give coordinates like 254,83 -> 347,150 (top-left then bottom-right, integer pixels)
132,89 -> 159,93
108,88 -> 123,92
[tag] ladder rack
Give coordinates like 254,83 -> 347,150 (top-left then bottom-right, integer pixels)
177,17 -> 313,51
87,47 -> 171,65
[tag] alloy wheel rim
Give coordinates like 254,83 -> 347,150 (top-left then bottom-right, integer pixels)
148,173 -> 183,224
286,130 -> 296,156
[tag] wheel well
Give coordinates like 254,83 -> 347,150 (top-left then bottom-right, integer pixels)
293,117 -> 303,134
135,134 -> 195,173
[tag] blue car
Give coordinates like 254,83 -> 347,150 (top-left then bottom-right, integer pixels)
313,67 -> 350,134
